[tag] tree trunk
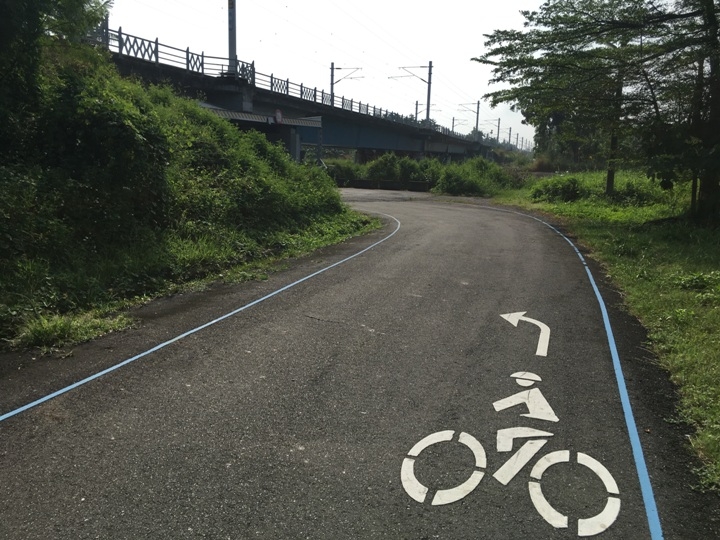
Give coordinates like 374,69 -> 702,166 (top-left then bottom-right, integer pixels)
606,131 -> 617,195
697,0 -> 720,219
605,71 -> 623,196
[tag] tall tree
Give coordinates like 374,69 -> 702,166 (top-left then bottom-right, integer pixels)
474,0 -> 720,218
0,0 -> 112,160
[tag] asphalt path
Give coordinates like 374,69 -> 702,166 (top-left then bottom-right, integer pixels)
1,189 -> 719,539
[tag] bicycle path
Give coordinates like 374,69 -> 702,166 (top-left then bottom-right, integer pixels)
1,190 -> 718,538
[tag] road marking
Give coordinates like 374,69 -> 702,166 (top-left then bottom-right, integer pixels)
493,438 -> 549,486
401,430 -> 487,506
0,214 -> 402,423
493,373 -> 559,422
529,450 -> 621,536
500,311 -> 550,356
491,207 -> 663,539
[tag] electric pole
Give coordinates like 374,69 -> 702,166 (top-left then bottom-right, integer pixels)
460,101 -> 481,140
390,62 -> 433,123
426,61 -> 432,123
227,0 -> 237,74
475,100 -> 479,137
330,63 -> 362,107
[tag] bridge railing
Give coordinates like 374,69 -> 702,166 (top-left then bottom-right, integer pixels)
94,25 -> 470,140
103,27 -> 256,82
252,70 -> 395,119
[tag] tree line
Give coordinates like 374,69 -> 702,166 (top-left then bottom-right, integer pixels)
474,0 -> 720,219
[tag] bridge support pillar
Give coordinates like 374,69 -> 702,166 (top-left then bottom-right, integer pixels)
287,128 -> 301,162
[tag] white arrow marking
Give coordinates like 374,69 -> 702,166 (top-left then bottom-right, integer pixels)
501,311 -> 550,357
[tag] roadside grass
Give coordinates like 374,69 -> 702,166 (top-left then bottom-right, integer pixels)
13,312 -> 134,351
495,170 -> 720,489
7,211 -> 379,352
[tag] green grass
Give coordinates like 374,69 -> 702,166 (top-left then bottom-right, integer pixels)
13,311 -> 134,351
3,211 -> 378,353
496,170 -> 720,488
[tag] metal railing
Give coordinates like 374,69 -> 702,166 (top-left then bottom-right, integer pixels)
91,24 -> 470,139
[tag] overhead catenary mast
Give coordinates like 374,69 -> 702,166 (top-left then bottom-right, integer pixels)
228,0 -> 237,74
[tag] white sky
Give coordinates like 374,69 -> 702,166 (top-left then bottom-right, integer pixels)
109,0 -> 540,148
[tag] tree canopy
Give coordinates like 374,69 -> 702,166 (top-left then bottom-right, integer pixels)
0,0 -> 112,158
474,0 -> 720,218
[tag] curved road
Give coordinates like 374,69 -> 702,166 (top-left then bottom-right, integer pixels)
1,189 -> 718,538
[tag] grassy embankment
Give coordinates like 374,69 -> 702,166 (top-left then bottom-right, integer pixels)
0,44 -> 377,351
492,171 -> 720,489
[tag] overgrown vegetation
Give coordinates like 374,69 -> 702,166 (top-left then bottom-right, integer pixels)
327,154 -> 513,196
0,6 -> 375,350
495,170 -> 720,489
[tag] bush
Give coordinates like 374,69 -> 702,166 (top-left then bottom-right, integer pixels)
35,45 -> 170,249
531,176 -> 589,202
431,157 -> 506,196
465,157 -> 512,187
418,158 -> 443,187
611,178 -> 666,206
433,163 -> 495,196
366,153 -> 400,182
326,159 -> 365,186
398,156 -> 422,183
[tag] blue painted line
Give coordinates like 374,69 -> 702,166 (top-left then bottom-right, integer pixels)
0,214 -> 402,423
504,208 -> 664,539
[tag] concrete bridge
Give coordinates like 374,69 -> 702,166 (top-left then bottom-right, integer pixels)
96,26 -> 486,162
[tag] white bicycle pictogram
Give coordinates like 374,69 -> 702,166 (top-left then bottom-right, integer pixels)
400,372 -> 620,537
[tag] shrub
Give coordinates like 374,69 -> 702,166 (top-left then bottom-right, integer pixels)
531,176 -> 590,202
611,178 -> 666,206
35,46 -> 170,248
432,163 -> 496,196
398,156 -> 422,183
465,157 -> 512,187
430,157 -> 507,196
366,153 -> 400,182
326,159 -> 366,186
418,158 -> 443,187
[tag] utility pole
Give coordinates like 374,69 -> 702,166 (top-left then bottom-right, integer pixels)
227,0 -> 237,75
330,62 -> 335,105
391,62 -> 433,123
426,61 -> 432,123
496,118 -> 501,142
460,101 -> 481,140
508,127 -> 512,145
330,63 -> 362,107
415,101 -> 419,121
475,100 -> 480,138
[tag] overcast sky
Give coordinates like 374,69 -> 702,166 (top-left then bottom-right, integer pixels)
109,0 -> 540,147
